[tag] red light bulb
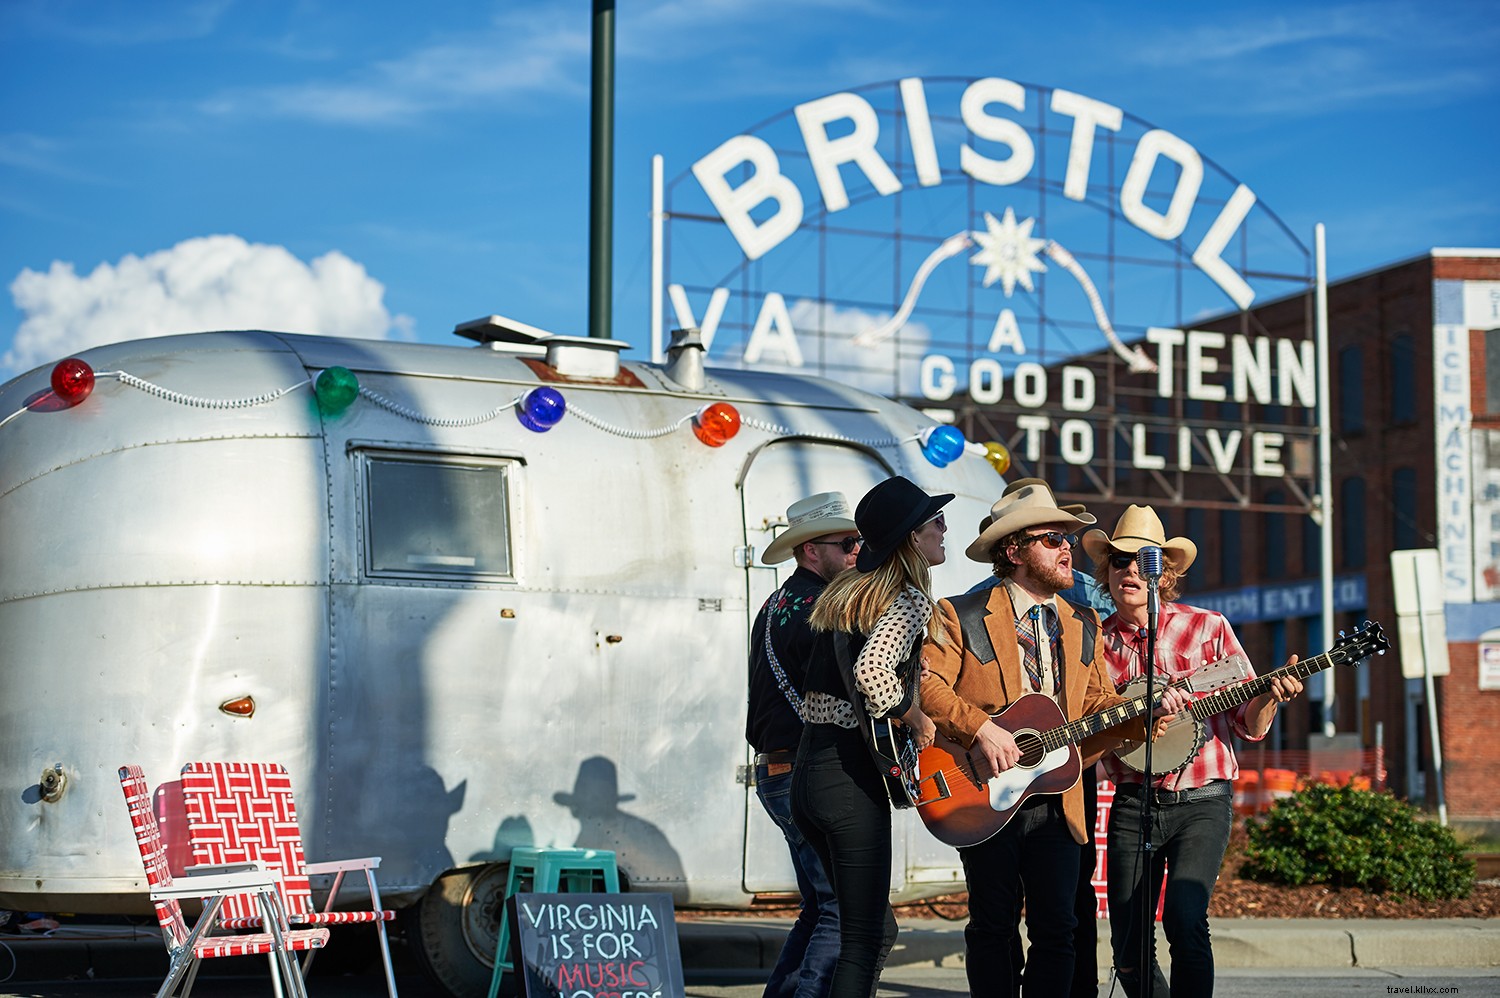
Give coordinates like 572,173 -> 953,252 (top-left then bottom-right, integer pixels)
693,402 -> 741,447
51,358 -> 95,406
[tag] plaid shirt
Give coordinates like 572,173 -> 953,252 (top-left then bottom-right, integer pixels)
1099,601 -> 1267,791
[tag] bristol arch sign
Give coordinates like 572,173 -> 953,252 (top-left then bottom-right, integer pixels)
660,76 -> 1318,512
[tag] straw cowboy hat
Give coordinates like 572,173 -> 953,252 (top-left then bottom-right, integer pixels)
761,491 -> 859,565
854,476 -> 953,573
965,480 -> 1093,563
1081,504 -> 1198,574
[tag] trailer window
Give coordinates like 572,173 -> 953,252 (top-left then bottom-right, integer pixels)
363,454 -> 513,581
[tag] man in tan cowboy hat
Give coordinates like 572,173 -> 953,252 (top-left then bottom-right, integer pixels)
921,484 -> 1188,998
1083,505 -> 1302,998
747,491 -> 861,998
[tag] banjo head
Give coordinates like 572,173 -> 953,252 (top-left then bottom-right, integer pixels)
1113,677 -> 1208,775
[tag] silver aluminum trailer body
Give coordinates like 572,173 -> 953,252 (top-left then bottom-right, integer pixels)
0,328 -> 996,993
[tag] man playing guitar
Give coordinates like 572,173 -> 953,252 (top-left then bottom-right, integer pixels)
921,483 -> 1188,998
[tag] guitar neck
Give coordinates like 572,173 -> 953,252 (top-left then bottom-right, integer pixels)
1045,686 -> 1163,752
1187,650 -> 1336,720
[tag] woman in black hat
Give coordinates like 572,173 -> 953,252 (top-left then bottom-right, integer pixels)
791,475 -> 952,998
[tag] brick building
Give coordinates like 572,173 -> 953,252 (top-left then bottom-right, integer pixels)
954,249 -> 1500,823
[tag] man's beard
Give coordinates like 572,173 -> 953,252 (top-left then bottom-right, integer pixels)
1018,545 -> 1073,593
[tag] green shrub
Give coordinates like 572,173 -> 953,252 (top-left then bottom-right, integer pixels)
1239,782 -> 1475,900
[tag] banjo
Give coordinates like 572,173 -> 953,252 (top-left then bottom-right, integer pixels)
1115,621 -> 1390,775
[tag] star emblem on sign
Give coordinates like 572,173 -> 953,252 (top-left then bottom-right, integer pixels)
970,206 -> 1048,297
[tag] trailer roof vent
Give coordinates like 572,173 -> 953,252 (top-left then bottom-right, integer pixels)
663,327 -> 706,391
537,335 -> 628,379
454,314 -> 551,352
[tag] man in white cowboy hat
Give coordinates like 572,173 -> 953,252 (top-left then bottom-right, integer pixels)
921,484 -> 1189,998
1083,505 -> 1303,998
746,492 -> 861,998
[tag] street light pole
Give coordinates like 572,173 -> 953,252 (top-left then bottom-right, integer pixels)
589,0 -> 615,341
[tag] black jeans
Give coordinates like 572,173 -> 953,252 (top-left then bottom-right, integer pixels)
790,723 -> 898,998
959,795 -> 1080,998
1106,787 -> 1234,998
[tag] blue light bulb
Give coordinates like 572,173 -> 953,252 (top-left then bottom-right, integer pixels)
921,424 -> 967,467
517,386 -> 566,432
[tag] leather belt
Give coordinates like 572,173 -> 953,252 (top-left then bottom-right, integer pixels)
1113,780 -> 1232,806
754,750 -> 798,767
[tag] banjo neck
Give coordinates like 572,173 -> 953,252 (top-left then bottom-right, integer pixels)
1187,651 -> 1333,720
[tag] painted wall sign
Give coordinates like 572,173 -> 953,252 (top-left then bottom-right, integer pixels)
661,76 -> 1317,501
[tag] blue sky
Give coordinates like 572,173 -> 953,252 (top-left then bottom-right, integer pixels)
2,0 -> 1496,379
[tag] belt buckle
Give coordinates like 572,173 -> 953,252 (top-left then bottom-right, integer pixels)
1153,787 -> 1179,805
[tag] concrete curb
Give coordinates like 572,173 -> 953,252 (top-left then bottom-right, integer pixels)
680,916 -> 1500,973
4,916 -> 1497,985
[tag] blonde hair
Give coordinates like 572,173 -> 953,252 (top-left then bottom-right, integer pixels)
810,536 -> 945,644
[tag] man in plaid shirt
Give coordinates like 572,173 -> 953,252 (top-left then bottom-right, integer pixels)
1084,505 -> 1304,998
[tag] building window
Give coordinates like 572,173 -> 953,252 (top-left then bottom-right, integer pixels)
1341,476 -> 1367,569
361,451 -> 515,581
1338,345 -> 1364,434
1263,490 -> 1286,579
1392,466 -> 1419,550
1185,507 -> 1208,582
1392,334 -> 1416,423
1220,508 -> 1242,585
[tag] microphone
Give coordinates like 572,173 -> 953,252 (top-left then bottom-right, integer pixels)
1136,545 -> 1163,580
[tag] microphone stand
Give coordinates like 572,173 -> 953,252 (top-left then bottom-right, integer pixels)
1136,546 -> 1163,996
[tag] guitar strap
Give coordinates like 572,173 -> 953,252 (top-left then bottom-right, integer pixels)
759,587 -> 807,721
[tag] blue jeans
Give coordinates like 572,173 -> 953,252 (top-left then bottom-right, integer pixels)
756,764 -> 840,998
1106,789 -> 1234,998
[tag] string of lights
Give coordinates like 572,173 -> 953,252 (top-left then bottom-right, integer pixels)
16,357 -> 1013,474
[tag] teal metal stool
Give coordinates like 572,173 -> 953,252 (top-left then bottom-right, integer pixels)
488,847 -> 620,998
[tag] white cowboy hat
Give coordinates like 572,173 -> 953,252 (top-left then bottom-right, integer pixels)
1081,504 -> 1198,573
761,491 -> 859,565
965,481 -> 1092,563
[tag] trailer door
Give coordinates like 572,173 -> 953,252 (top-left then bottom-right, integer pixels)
739,440 -> 893,894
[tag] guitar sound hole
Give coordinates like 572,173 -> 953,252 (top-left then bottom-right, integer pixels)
1015,733 -> 1045,767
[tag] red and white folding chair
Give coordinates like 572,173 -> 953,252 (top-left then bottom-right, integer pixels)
118,765 -> 328,998
180,761 -> 399,997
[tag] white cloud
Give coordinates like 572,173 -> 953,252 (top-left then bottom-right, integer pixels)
740,298 -> 930,399
5,235 -> 412,374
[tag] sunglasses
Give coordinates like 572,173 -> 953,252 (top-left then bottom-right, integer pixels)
921,512 -> 946,530
808,536 -> 863,554
1018,530 -> 1076,550
1108,552 -> 1137,570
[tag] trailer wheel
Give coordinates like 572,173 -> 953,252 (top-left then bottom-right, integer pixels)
407,863 -> 515,998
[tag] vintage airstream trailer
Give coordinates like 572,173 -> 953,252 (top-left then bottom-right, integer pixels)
0,319 -> 1001,994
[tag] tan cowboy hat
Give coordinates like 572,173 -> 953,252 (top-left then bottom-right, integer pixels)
761,491 -> 859,565
1081,504 -> 1198,573
965,481 -> 1092,562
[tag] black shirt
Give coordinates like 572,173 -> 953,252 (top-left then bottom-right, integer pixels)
746,566 -> 827,754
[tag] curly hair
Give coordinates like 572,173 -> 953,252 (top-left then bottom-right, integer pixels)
984,529 -> 1030,581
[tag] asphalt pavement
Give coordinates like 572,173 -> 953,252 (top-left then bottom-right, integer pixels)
3,914 -> 1498,996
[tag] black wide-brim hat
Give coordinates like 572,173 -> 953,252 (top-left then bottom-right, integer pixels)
854,475 -> 954,573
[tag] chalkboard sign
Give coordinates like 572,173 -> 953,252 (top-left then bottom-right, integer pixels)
507,892 -> 685,998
